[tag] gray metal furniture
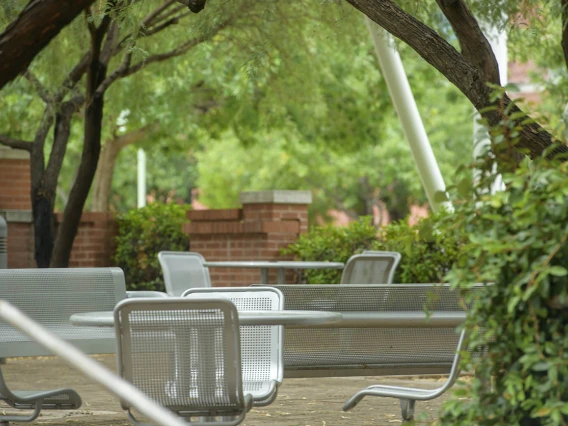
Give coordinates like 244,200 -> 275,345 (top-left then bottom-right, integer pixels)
343,328 -> 466,422
269,284 -> 471,378
71,309 -> 342,328
0,369 -> 81,425
203,261 -> 344,284
0,300 -> 188,426
0,267 -> 164,423
340,252 -> 401,284
114,298 -> 253,426
183,287 -> 284,406
158,251 -> 212,296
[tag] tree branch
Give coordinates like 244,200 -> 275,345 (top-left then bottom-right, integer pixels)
142,10 -> 193,37
97,15 -> 233,97
562,0 -> 568,70
0,0 -> 97,90
176,0 -> 207,14
44,95 -> 85,185
0,135 -> 33,151
434,0 -> 500,84
142,0 -> 176,27
23,71 -> 52,104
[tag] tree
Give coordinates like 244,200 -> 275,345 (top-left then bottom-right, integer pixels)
0,0 -> 96,89
0,0 -> 238,267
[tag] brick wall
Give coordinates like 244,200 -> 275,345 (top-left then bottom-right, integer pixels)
57,212 -> 118,267
187,190 -> 311,287
0,148 -> 35,268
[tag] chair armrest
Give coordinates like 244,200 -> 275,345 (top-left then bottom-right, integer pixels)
126,291 -> 169,299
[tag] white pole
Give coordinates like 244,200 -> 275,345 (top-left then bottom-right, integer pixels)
137,148 -> 146,208
365,19 -> 451,212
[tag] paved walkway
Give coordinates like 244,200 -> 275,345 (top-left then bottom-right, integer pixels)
1,355 -> 457,425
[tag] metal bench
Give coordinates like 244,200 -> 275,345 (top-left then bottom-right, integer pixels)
269,284 -> 472,378
0,267 -> 166,424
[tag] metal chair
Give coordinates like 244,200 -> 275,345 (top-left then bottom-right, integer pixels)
0,369 -> 81,425
340,252 -> 401,284
0,300 -> 187,426
183,287 -> 284,407
343,328 -> 466,423
158,251 -> 212,296
114,298 -> 253,426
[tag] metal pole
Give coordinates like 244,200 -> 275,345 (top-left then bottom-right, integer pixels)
0,300 -> 188,426
365,19 -> 452,212
137,148 -> 146,208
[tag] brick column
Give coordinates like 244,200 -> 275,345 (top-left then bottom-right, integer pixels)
0,147 -> 34,268
187,190 -> 311,287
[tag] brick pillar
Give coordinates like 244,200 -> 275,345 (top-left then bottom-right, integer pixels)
187,190 -> 311,287
0,147 -> 34,268
57,212 -> 118,267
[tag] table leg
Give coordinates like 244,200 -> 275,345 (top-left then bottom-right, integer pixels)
277,268 -> 285,284
260,269 -> 269,284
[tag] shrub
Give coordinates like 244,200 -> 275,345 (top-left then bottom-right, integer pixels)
283,213 -> 465,284
371,211 -> 465,283
282,217 -> 377,283
438,92 -> 568,425
114,202 -> 190,291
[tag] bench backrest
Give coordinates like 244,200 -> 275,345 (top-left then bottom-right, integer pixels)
272,284 -> 473,378
0,268 -> 126,357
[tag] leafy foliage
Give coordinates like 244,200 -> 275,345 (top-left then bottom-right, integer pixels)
114,203 -> 189,291
283,212 -> 465,284
282,217 -> 377,283
438,91 -> 568,425
371,211 -> 465,284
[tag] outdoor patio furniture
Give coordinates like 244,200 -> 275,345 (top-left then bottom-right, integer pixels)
158,251 -> 211,296
0,300 -> 187,426
343,328 -> 466,423
263,284 -> 474,378
340,252 -> 401,284
0,369 -> 81,425
114,297 -> 253,426
183,287 -> 284,407
0,267 -> 166,423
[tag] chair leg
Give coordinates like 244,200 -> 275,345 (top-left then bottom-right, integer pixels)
400,399 -> 415,422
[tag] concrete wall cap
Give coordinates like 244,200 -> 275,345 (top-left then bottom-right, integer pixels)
239,190 -> 312,205
0,210 -> 32,223
0,147 -> 30,160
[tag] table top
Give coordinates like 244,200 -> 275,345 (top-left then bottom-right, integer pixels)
70,310 -> 343,328
203,260 -> 344,270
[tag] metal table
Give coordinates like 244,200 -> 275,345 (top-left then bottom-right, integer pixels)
70,310 -> 343,328
203,260 -> 345,284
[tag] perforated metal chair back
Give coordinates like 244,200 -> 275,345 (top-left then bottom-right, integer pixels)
183,287 -> 284,406
0,268 -> 125,357
114,298 -> 252,425
340,252 -> 401,284
158,251 -> 212,296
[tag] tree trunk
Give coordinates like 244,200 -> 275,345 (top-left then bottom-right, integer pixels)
50,23 -> 109,268
0,0 -> 96,89
92,125 -> 157,211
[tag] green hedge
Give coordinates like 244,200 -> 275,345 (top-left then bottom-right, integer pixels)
283,212 -> 464,284
114,202 -> 190,291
